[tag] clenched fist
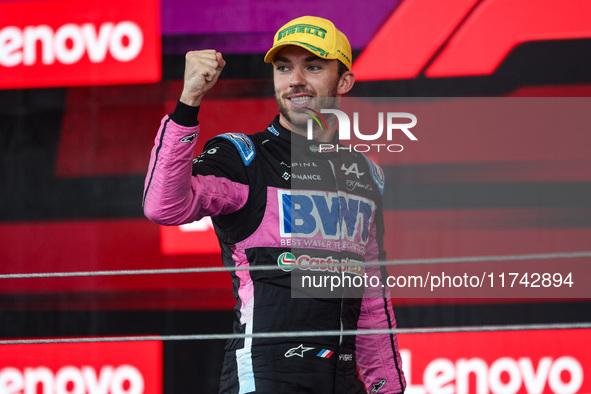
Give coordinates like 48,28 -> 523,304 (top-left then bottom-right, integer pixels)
180,50 -> 226,107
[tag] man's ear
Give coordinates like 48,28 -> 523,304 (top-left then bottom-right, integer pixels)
337,71 -> 355,95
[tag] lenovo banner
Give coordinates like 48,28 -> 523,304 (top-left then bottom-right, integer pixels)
0,0 -> 160,89
0,341 -> 162,394
400,329 -> 591,394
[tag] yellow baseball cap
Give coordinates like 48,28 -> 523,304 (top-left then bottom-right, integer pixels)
264,16 -> 352,70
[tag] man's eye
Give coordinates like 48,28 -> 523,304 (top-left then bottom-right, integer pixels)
308,65 -> 321,71
276,65 -> 289,72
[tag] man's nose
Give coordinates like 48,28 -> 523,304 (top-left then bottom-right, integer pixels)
289,66 -> 305,86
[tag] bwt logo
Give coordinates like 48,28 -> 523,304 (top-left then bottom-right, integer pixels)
278,189 -> 376,245
305,108 -> 417,153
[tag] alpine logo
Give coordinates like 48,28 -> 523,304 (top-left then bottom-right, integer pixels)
341,163 -> 365,178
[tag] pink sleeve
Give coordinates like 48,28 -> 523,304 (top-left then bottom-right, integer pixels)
356,225 -> 406,393
143,115 -> 249,226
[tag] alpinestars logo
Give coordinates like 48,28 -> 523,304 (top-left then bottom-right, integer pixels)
284,344 -> 315,358
180,133 -> 197,143
370,379 -> 387,393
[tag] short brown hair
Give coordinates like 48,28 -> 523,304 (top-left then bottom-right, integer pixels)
337,60 -> 348,77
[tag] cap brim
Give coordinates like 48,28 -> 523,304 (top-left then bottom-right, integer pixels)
264,42 -> 338,64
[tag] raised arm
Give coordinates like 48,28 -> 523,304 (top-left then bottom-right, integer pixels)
143,51 -> 249,226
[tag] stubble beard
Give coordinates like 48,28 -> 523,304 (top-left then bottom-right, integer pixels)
276,82 -> 340,135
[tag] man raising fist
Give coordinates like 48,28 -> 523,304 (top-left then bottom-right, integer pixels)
144,15 -> 406,394
180,50 -> 225,107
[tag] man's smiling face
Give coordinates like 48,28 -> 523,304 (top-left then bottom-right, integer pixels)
272,45 -> 353,140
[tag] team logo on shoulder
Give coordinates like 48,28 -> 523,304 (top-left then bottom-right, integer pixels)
277,252 -> 296,272
217,133 -> 255,166
224,133 -> 254,151
362,155 -> 385,194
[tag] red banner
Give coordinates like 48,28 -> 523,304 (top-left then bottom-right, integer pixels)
160,217 -> 221,255
0,341 -> 162,394
0,0 -> 160,89
399,329 -> 591,394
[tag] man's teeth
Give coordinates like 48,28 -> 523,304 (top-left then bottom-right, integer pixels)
290,96 -> 312,104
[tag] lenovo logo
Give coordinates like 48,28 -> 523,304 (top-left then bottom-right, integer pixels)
1,22 -> 143,67
0,341 -> 161,394
0,0 -> 160,89
0,365 -> 144,394
402,350 -> 583,394
399,329 -> 591,394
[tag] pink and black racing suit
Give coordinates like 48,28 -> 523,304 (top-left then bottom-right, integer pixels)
144,102 -> 406,393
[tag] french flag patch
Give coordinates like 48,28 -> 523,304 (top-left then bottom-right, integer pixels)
316,349 -> 334,359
